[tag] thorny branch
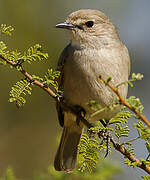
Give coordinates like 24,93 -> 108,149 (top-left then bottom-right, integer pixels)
111,139 -> 150,174
0,54 -> 150,174
99,76 -> 150,128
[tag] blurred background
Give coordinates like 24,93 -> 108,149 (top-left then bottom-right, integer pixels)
0,0 -> 150,179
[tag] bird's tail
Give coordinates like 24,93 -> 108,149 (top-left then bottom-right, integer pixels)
54,113 -> 83,172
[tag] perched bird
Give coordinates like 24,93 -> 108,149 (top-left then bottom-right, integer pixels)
54,9 -> 130,172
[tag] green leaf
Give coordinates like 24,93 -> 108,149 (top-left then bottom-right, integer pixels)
134,121 -> 150,142
109,111 -> 131,125
145,142 -> 150,154
127,73 -> 144,87
115,124 -> 129,141
9,79 -> 32,107
43,68 -> 61,93
22,44 -> 48,64
105,76 -> 112,84
142,176 -> 150,180
127,96 -> 144,114
0,42 -> 48,66
32,75 -> 44,82
0,24 -> 14,36
0,41 -> 7,51
78,134 -> 100,173
131,73 -> 144,81
128,81 -> 134,87
124,159 -> 138,168
1,167 -> 18,180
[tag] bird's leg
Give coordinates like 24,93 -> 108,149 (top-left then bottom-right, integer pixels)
99,119 -> 111,158
75,105 -> 86,126
104,131 -> 111,158
56,96 -> 65,127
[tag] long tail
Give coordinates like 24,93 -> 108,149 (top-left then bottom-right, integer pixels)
54,113 -> 83,172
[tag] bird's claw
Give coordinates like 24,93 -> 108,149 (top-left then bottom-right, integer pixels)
75,105 -> 86,126
99,129 -> 111,158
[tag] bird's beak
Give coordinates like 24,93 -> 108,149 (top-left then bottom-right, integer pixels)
55,21 -> 75,29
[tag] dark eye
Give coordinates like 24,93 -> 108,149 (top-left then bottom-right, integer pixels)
85,21 -> 94,28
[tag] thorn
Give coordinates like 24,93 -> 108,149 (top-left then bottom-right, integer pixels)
43,83 -> 48,88
146,154 -> 150,161
29,79 -> 35,85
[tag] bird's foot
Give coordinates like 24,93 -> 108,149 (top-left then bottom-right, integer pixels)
75,105 -> 86,126
98,129 -> 111,158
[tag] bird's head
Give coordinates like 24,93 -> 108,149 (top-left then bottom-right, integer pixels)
56,9 -> 120,49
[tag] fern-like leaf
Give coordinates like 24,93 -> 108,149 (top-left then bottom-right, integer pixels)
109,110 -> 131,125
22,44 -> 48,64
108,111 -> 131,142
0,24 -> 14,36
127,96 -> 144,114
125,143 -> 135,155
0,43 -> 48,64
115,124 -> 129,141
134,121 -> 150,142
0,41 -> 7,65
32,75 -> 44,82
78,134 -> 100,173
44,68 -> 61,93
9,79 -> 32,107
142,176 -> 150,180
124,158 -> 138,168
128,73 -> 144,87
0,41 -> 7,52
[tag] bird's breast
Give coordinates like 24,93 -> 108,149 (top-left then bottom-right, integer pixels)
63,47 -> 128,120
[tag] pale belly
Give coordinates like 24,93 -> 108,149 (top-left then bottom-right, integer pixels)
63,49 -> 128,121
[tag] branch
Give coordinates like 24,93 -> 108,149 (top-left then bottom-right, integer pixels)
1,54 -> 150,174
111,138 -> 150,174
90,129 -> 150,174
0,54 -> 57,98
0,54 -> 92,128
99,76 -> 150,128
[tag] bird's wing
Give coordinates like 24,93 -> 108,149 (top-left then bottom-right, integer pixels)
126,47 -> 131,76
56,43 -> 71,127
123,44 -> 131,76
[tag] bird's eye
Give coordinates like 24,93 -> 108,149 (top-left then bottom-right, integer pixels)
85,21 -> 94,28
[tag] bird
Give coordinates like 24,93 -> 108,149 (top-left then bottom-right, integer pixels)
54,9 -> 130,172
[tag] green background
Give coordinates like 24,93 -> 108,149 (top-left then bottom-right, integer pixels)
0,0 -> 150,179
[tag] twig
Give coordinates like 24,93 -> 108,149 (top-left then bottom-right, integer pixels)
0,55 -> 93,129
120,136 -> 141,146
99,76 -> 150,128
1,54 -> 150,174
111,138 -> 150,174
0,54 -> 57,98
91,130 -> 150,174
